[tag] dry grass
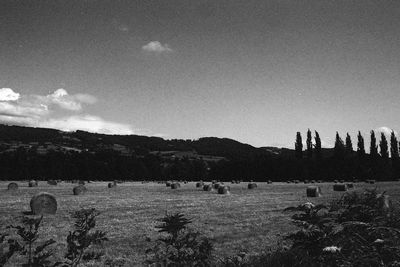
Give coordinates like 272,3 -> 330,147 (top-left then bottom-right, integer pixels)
1,181 -> 400,266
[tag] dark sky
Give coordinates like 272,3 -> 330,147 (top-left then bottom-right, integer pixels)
1,0 -> 399,147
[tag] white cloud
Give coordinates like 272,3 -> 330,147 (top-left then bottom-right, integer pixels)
374,126 -> 398,138
0,88 -> 20,101
142,41 -> 172,53
0,88 -> 134,135
39,115 -> 134,135
43,88 -> 97,111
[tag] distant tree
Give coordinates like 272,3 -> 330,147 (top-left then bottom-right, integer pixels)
370,131 -> 378,158
295,132 -> 303,159
379,133 -> 389,159
390,131 -> 399,160
345,133 -> 353,154
314,131 -> 322,160
306,129 -> 313,159
334,132 -> 345,159
357,131 -> 365,157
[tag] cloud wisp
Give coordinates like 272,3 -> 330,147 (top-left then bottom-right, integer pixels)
142,41 -> 173,53
0,88 -> 134,135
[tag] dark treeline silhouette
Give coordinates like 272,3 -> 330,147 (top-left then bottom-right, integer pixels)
0,124 -> 398,181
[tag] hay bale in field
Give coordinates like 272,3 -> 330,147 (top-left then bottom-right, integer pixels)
7,182 -> 18,190
306,186 -> 321,197
248,183 -> 257,189
333,184 -> 347,191
196,182 -> 203,188
47,180 -> 57,186
171,183 -> 180,189
346,183 -> 354,189
108,182 -> 115,188
218,186 -> 230,194
73,185 -> 87,195
29,180 -> 38,187
166,182 -> 171,187
78,180 -> 85,185
213,183 -> 221,190
203,184 -> 213,191
30,192 -> 57,215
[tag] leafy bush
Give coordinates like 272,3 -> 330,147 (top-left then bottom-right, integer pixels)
0,208 -> 107,267
282,189 -> 400,267
146,212 -> 214,267
59,208 -> 108,267
6,216 -> 56,267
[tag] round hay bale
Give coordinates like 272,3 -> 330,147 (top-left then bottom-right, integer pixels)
333,184 -> 347,191
29,180 -> 38,187
108,182 -> 115,188
171,183 -> 180,189
213,183 -> 221,190
30,192 -> 57,215
306,186 -> 321,197
248,183 -> 257,189
73,185 -> 87,195
203,184 -> 213,191
47,180 -> 57,186
166,182 -> 171,187
7,182 -> 18,190
196,182 -> 203,188
218,186 -> 230,194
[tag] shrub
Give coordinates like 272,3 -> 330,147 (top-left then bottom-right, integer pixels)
146,212 -> 213,267
6,216 -> 56,267
280,189 -> 400,266
61,208 -> 108,267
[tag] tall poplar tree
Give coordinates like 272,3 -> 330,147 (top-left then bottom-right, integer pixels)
390,131 -> 399,160
345,133 -> 353,154
357,131 -> 365,157
380,133 -> 389,159
295,132 -> 303,159
370,130 -> 378,158
306,129 -> 313,159
314,131 -> 322,160
334,132 -> 345,159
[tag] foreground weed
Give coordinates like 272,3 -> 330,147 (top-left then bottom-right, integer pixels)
146,212 -> 214,267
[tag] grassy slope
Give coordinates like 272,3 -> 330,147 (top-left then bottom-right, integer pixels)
1,181 -> 400,266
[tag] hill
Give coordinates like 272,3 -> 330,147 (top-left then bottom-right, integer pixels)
0,124 -> 278,161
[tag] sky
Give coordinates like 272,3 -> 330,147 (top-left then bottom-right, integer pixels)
0,0 -> 399,148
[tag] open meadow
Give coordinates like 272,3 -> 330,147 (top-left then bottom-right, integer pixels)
1,180 -> 400,266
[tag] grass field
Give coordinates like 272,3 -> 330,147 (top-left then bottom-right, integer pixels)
1,180 -> 400,266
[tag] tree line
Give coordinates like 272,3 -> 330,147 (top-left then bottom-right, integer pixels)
0,129 -> 398,182
294,129 -> 400,181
